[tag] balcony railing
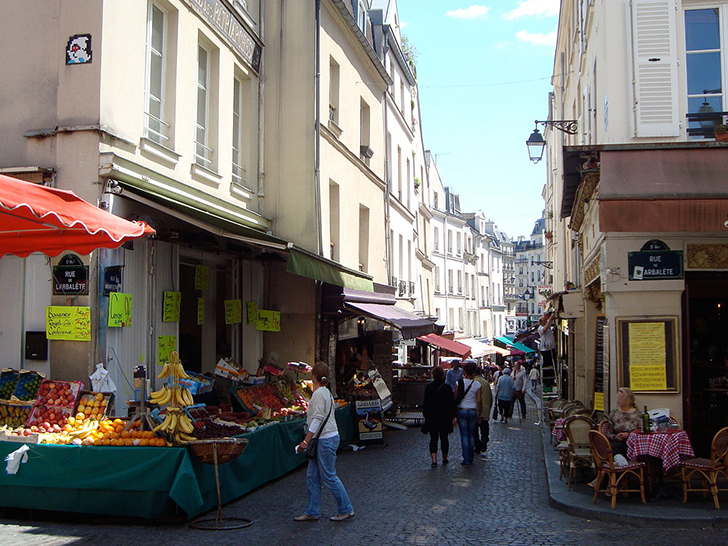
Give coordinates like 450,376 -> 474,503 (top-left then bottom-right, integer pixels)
686,110 -> 728,138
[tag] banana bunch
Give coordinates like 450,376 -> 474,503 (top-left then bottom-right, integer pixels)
68,418 -> 99,440
149,385 -> 194,407
157,351 -> 189,380
152,406 -> 197,444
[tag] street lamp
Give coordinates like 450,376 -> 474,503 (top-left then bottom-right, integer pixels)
525,119 -> 578,164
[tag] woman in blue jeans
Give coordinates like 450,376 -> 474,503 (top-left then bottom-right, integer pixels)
295,362 -> 354,522
453,360 -> 483,465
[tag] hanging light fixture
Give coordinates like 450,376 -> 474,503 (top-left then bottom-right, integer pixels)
525,119 -> 578,164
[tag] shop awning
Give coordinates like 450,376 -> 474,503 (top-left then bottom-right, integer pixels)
480,343 -> 511,356
417,334 -> 471,357
345,301 -> 436,339
116,179 -> 288,250
494,336 -> 536,354
456,338 -> 493,358
0,174 -> 155,258
286,246 -> 374,291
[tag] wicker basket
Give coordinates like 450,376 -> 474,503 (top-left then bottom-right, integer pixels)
188,438 -> 249,465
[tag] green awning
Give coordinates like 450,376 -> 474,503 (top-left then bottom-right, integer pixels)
286,247 -> 373,291
494,336 -> 536,354
117,181 -> 288,250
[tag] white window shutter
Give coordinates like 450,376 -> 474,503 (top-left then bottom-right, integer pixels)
630,0 -> 680,137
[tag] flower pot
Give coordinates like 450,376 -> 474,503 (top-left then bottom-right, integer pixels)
715,132 -> 728,142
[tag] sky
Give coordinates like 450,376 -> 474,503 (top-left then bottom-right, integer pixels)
395,0 -> 560,239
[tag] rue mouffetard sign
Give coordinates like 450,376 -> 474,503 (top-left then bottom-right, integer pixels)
628,240 -> 683,281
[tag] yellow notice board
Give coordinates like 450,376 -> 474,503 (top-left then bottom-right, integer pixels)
256,309 -> 281,332
628,322 -> 666,367
617,317 -> 678,393
162,291 -> 181,322
197,298 -> 205,326
157,335 -> 176,367
194,265 -> 209,290
593,392 -> 604,412
108,292 -> 132,327
630,364 -> 667,391
224,299 -> 242,324
46,306 -> 91,341
246,301 -> 258,324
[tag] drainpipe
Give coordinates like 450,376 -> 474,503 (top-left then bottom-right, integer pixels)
314,0 -> 322,255
257,0 -> 266,202
382,28 -> 392,285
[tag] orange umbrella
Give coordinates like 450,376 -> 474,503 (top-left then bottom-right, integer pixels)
0,174 -> 154,257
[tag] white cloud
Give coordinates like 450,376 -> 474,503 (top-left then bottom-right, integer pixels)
503,0 -> 560,20
515,30 -> 557,47
445,5 -> 491,19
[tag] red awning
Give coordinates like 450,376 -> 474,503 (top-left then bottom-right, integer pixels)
0,174 -> 155,257
417,333 -> 471,357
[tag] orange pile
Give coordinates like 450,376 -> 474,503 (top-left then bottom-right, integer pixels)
92,418 -> 168,447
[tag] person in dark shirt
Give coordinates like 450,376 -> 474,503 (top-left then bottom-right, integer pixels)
422,366 -> 457,467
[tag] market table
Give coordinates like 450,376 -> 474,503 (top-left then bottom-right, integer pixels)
626,430 -> 695,472
0,405 -> 353,520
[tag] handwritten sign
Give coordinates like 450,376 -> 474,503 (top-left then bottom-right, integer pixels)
630,364 -> 667,391
195,265 -> 209,290
108,292 -> 132,327
162,291 -> 181,322
256,309 -> 281,332
224,299 -> 242,324
157,335 -> 176,367
197,297 -> 205,326
246,300 -> 258,324
593,392 -> 604,412
628,322 -> 665,367
46,306 -> 91,341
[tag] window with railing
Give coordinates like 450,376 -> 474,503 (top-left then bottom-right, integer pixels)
195,44 -> 213,167
232,75 -> 247,188
145,2 -> 171,144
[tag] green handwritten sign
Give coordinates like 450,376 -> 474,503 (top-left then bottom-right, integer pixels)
108,292 -> 132,327
197,297 -> 205,326
256,309 -> 281,332
194,265 -> 209,290
246,301 -> 258,324
162,291 -> 181,322
46,306 -> 91,341
157,335 -> 177,367
224,299 -> 242,324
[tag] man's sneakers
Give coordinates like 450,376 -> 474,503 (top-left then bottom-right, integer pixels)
294,514 -> 319,522
330,511 -> 355,521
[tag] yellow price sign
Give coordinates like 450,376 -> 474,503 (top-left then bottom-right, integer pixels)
46,306 -> 91,341
108,292 -> 132,327
256,309 -> 281,332
197,297 -> 205,326
162,291 -> 181,322
224,299 -> 242,324
194,265 -> 209,290
157,336 -> 176,367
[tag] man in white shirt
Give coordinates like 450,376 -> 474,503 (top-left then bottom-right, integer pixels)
537,312 -> 556,371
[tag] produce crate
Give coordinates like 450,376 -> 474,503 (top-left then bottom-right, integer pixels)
74,390 -> 113,420
36,379 -> 84,407
177,371 -> 215,395
12,370 -> 45,401
0,369 -> 20,400
0,401 -> 33,428
26,404 -> 73,431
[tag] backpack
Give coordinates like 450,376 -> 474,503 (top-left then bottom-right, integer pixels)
455,378 -> 473,406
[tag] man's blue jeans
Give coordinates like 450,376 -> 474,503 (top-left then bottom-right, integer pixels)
457,408 -> 477,464
305,434 -> 353,517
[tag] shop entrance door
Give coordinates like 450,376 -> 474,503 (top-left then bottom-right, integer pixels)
685,272 -> 728,457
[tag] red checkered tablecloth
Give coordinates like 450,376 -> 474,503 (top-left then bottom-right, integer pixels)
626,430 -> 695,472
551,418 -> 566,442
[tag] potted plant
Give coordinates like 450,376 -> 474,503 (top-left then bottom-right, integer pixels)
413,176 -> 420,191
715,122 -> 728,142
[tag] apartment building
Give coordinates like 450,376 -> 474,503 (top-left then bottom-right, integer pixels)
545,0 -> 728,454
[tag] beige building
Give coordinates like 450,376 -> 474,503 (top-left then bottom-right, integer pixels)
545,0 -> 728,455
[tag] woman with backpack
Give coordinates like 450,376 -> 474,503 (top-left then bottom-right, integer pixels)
452,360 -> 482,465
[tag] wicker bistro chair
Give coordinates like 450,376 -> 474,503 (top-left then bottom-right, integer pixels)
589,430 -> 647,509
680,426 -> 728,509
564,415 -> 597,489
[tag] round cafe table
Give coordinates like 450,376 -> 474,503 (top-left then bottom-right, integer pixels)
626,430 -> 694,472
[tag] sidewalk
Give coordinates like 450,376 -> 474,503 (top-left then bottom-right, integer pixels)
540,417 -> 728,528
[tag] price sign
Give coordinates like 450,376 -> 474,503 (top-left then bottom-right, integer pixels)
194,265 -> 209,290
224,299 -> 242,324
108,292 -> 132,327
256,309 -> 281,332
46,306 -> 91,341
157,335 -> 176,367
162,291 -> 181,322
246,300 -> 258,324
197,297 -> 205,326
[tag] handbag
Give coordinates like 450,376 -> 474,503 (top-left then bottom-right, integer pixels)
420,422 -> 430,435
305,395 -> 334,460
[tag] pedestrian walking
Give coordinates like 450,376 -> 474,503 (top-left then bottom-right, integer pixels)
422,366 -> 457,467
453,360 -> 482,465
526,363 -> 542,425
472,363 -> 493,459
512,360 -> 528,420
495,368 -> 516,424
445,359 -> 463,391
295,362 -> 354,522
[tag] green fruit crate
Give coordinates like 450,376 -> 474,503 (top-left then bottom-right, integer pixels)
0,369 -> 20,401
13,370 -> 46,401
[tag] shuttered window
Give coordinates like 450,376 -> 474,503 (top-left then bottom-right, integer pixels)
630,0 -> 680,137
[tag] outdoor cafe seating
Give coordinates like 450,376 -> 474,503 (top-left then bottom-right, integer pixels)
589,429 -> 647,509
680,426 -> 728,509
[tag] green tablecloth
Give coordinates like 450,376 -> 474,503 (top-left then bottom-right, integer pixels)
0,405 -> 353,519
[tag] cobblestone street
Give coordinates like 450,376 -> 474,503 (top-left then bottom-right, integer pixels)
1,397 -> 726,546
